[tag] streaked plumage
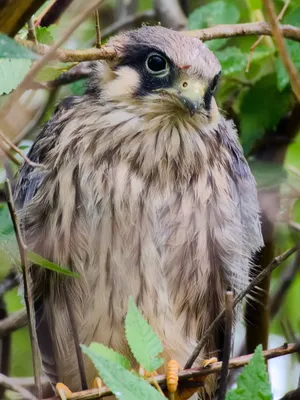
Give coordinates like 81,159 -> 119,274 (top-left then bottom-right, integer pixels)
14,26 -> 263,398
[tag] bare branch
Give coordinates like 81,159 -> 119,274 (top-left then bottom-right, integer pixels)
218,291 -> 233,400
263,0 -> 300,101
49,343 -> 300,399
5,180 -> 42,399
270,250 -> 300,317
0,308 -> 27,338
184,243 -> 300,369
15,22 -> 300,65
0,0 -> 106,120
246,0 -> 290,72
95,9 -> 101,48
0,372 -> 38,400
27,17 -> 38,44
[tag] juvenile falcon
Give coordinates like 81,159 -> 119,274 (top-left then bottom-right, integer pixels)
14,26 -> 263,399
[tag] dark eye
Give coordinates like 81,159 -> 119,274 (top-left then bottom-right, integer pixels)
146,53 -> 169,76
210,71 -> 221,93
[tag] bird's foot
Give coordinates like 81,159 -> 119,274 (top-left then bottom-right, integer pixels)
56,383 -> 72,400
139,367 -> 165,396
56,377 -> 103,400
166,357 -> 218,400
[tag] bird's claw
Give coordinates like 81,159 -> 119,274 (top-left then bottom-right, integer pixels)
92,377 -> 103,395
202,357 -> 218,368
56,383 -> 72,400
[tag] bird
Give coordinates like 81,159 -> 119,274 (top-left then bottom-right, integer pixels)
14,26 -> 263,399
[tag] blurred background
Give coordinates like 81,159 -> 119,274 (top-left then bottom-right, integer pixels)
0,0 -> 300,398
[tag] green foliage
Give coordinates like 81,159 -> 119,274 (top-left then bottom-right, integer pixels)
215,47 -> 247,76
0,34 -> 37,59
88,343 -> 131,369
0,59 -> 32,95
82,345 -> 164,400
188,1 -> 240,51
226,345 -> 272,400
36,25 -> 55,45
240,74 -> 291,155
125,297 -> 163,373
27,251 -> 80,277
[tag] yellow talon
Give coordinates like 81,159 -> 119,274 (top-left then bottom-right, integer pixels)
92,377 -> 103,395
202,357 -> 218,368
56,383 -> 72,400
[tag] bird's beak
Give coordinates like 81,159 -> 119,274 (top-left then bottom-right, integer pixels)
176,79 -> 205,117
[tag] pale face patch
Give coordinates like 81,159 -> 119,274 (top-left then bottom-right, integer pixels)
103,66 -> 140,100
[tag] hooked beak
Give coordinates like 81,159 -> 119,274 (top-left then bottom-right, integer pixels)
176,79 -> 205,117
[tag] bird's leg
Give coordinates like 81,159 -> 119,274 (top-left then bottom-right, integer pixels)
56,377 -> 103,400
166,357 -> 218,400
56,383 -> 72,400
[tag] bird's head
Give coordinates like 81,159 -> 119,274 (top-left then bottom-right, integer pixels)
93,26 -> 222,124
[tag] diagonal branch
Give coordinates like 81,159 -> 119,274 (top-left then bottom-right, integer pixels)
184,243 -> 300,369
263,0 -> 300,101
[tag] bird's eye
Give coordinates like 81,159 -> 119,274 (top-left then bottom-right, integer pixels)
210,71 -> 221,93
146,53 -> 169,76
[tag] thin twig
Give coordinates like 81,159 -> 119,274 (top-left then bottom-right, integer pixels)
246,0 -> 290,72
0,269 -> 19,297
27,16 -> 37,44
0,0 -> 105,120
95,9 -> 101,48
0,129 -> 41,168
16,22 -> 300,64
54,343 -> 300,399
184,243 -> 300,369
0,297 -> 10,398
4,180 -> 42,399
217,291 -> 233,400
270,250 -> 300,317
263,0 -> 300,101
0,372 -> 38,400
0,139 -> 21,166
0,308 -> 27,338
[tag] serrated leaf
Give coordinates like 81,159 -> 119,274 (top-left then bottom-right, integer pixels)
89,343 -> 131,369
28,251 -> 80,278
82,345 -> 164,400
240,74 -> 291,155
276,7 -> 300,91
36,26 -> 54,45
0,59 -> 32,95
226,345 -> 272,400
215,47 -> 247,76
0,34 -> 37,59
188,1 -> 240,51
125,297 -> 163,372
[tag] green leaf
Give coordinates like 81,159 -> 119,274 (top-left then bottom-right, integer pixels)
188,1 -> 240,51
82,345 -> 164,400
215,47 -> 247,76
276,7 -> 300,91
28,251 -> 80,278
0,205 -> 14,235
36,26 -> 55,45
226,345 -> 272,400
125,297 -> 163,373
0,34 -> 37,59
240,74 -> 291,155
0,59 -> 32,95
88,343 -> 131,369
